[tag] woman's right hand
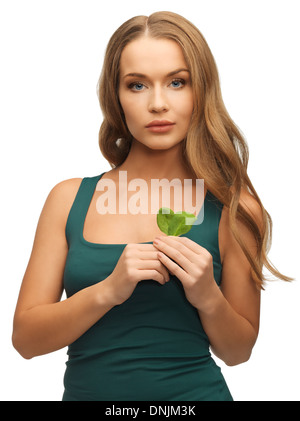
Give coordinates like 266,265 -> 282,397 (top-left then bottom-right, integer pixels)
102,243 -> 170,306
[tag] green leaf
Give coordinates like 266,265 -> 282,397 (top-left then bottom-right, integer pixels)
156,207 -> 197,236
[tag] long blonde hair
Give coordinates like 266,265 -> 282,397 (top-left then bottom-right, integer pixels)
96,11 -> 292,289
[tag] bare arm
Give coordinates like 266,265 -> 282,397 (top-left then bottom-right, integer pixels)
12,179 -> 115,359
197,190 -> 261,365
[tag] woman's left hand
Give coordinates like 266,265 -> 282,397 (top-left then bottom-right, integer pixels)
153,235 -> 219,311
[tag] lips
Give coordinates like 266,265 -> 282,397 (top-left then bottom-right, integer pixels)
145,120 -> 175,133
146,120 -> 175,128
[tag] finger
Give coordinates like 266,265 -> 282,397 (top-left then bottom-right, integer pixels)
157,252 -> 189,284
137,269 -> 166,285
159,262 -> 170,282
155,236 -> 204,265
135,243 -> 161,251
134,244 -> 167,260
138,251 -> 164,260
153,237 -> 192,271
136,259 -> 170,282
168,236 -> 206,255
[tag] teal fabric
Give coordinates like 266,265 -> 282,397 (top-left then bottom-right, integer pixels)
62,173 -> 233,401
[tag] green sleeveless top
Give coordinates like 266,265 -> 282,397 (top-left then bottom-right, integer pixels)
62,173 -> 233,401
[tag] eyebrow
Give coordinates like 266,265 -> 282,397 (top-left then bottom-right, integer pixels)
123,68 -> 190,79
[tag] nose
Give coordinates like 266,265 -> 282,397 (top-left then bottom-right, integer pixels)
148,87 -> 169,113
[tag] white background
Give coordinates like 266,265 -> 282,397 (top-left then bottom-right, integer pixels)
1,0 -> 299,401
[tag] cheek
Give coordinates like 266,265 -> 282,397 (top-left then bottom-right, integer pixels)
184,91 -> 194,115
176,93 -> 194,125
119,97 -> 137,125
119,98 -> 145,138
119,92 -> 143,122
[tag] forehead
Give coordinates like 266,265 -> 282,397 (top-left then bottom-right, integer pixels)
119,36 -> 188,76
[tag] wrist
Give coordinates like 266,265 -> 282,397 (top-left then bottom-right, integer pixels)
196,282 -> 224,315
95,277 -> 119,309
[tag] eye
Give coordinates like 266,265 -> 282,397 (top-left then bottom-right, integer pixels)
129,82 -> 145,91
170,79 -> 185,88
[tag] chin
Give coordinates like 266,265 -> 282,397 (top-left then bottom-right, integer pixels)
144,139 -> 183,151
149,143 -> 173,150
132,136 -> 183,152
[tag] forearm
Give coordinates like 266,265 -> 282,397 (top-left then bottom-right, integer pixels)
12,278 -> 115,359
197,286 -> 258,366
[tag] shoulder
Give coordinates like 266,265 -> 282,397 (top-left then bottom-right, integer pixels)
40,178 -> 83,228
24,178 -> 84,276
47,178 -> 83,203
221,187 -> 264,232
219,188 -> 264,262
46,177 -> 83,206
239,188 -> 264,232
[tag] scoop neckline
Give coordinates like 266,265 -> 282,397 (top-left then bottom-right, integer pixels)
80,172 -> 207,248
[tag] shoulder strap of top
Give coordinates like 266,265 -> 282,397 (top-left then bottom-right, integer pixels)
206,190 -> 224,215
204,191 -> 224,284
65,173 -> 105,247
201,190 -> 224,240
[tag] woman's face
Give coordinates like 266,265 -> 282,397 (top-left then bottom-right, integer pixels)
118,36 -> 194,150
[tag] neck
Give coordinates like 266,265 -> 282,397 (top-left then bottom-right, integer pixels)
116,139 -> 195,181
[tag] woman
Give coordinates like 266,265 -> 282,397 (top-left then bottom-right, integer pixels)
12,12 -> 291,401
